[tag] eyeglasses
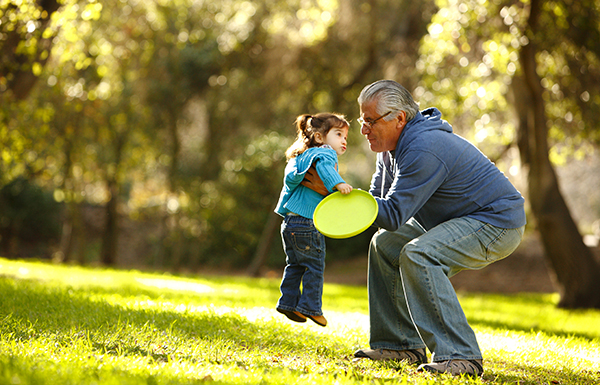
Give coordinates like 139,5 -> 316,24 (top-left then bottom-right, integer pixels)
357,111 -> 392,128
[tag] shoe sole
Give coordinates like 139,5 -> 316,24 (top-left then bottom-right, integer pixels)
353,349 -> 427,365
419,365 -> 482,377
276,308 -> 306,323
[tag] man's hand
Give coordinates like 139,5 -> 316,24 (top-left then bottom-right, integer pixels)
301,166 -> 329,196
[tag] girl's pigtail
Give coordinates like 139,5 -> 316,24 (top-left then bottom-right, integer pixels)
286,114 -> 312,159
298,114 -> 312,137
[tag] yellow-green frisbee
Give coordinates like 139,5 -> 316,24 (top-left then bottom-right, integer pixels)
313,189 -> 378,239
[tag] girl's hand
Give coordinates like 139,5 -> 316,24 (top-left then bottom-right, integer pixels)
336,183 -> 353,194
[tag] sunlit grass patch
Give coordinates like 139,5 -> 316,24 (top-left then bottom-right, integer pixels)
1,257 -> 599,384
461,292 -> 600,384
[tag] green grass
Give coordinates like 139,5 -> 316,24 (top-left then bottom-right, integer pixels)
0,258 -> 598,384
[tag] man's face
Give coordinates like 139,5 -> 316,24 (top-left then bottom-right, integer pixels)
359,99 -> 405,152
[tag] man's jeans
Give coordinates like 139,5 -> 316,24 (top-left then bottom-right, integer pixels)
368,217 -> 524,361
277,214 -> 326,317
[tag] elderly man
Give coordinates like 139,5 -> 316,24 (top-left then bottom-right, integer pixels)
304,80 -> 526,377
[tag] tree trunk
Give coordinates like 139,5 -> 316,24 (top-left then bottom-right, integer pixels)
99,124 -> 127,267
246,210 -> 281,277
59,205 -> 73,262
58,134 -> 75,263
513,0 -> 600,309
60,200 -> 86,264
158,110 -> 182,268
100,179 -> 119,266
73,202 -> 86,265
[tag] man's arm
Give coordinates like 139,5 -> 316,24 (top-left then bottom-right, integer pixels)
300,165 -> 329,196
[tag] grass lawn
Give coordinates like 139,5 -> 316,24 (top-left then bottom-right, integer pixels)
0,257 -> 598,384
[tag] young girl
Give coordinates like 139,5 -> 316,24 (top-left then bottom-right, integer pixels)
274,113 -> 353,327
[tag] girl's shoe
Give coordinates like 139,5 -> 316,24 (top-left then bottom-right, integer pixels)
276,308 -> 307,323
305,314 -> 327,327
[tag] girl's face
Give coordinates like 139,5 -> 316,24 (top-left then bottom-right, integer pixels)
322,125 -> 349,156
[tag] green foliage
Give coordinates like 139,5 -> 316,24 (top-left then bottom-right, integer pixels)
0,178 -> 62,257
2,0 -> 429,268
180,132 -> 289,267
2,0 -> 600,270
417,0 -> 600,161
416,0 -> 520,157
0,258 -> 599,384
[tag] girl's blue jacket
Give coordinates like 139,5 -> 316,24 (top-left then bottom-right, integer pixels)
275,146 -> 345,219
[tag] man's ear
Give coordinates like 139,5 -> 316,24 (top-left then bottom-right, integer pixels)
396,111 -> 407,130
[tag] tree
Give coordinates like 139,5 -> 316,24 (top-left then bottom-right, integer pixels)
5,0 -> 598,288
0,0 -> 61,99
514,0 -> 600,308
416,0 -> 600,308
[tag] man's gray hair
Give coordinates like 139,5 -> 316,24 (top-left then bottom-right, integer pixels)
358,80 -> 419,122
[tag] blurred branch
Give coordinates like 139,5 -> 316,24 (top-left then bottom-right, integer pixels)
0,0 -> 61,99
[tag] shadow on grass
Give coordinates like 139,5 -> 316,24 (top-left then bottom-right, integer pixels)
0,276 -> 344,360
461,292 -> 600,341
2,274 -> 598,385
470,317 -> 599,341
484,361 -> 600,385
0,354 -> 233,385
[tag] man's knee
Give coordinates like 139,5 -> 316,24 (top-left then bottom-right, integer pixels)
370,230 -> 401,266
400,240 -> 437,267
371,229 -> 390,248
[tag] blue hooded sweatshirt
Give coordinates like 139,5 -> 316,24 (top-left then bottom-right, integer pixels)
370,107 -> 526,231
275,146 -> 346,219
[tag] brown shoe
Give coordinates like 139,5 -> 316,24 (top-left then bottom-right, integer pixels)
276,308 -> 306,323
304,314 -> 327,327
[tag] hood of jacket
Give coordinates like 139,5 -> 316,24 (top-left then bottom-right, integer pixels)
394,107 -> 453,156
292,146 -> 338,176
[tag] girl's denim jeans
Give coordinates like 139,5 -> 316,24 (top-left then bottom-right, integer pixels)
277,214 -> 326,316
368,216 -> 524,362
